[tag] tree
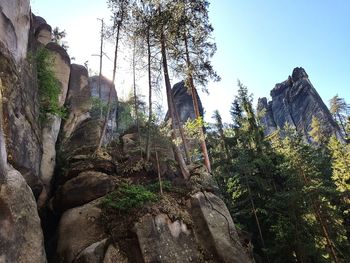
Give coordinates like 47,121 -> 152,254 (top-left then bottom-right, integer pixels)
97,0 -> 131,152
51,27 -> 68,50
309,115 -> 328,146
330,95 -> 349,137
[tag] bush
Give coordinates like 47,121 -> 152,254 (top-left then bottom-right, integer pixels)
36,48 -> 66,118
102,183 -> 157,212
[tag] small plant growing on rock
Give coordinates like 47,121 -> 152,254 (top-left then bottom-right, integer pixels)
36,47 -> 66,119
102,183 -> 157,212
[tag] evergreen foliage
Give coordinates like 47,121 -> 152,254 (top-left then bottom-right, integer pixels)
209,82 -> 350,262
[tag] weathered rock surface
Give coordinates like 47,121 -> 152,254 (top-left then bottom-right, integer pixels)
61,64 -> 92,143
52,171 -> 114,212
54,199 -> 107,263
191,191 -> 251,263
135,213 -> 201,263
166,81 -> 203,123
258,67 -> 341,139
39,43 -> 71,205
1,36 -> 42,196
32,15 -> 52,45
0,166 -> 46,263
89,75 -> 118,138
0,0 -> 31,62
103,244 -> 128,263
74,238 -> 108,263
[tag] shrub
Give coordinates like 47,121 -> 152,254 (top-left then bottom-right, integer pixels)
36,48 -> 66,118
102,183 -> 157,212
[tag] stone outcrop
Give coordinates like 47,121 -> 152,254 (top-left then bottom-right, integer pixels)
39,43 -> 71,206
61,64 -> 91,143
258,67 -> 341,139
0,166 -> 46,263
89,75 -> 118,137
54,199 -> 107,263
32,15 -> 52,45
166,81 -> 203,123
0,0 -> 31,62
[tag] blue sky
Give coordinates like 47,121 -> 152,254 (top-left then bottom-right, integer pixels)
31,0 -> 350,122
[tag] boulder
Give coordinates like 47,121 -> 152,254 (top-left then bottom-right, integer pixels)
74,238 -> 108,263
190,191 -> 251,263
257,67 -> 341,140
134,213 -> 202,263
0,166 -> 46,263
0,0 -> 31,62
32,15 -> 52,45
52,171 -> 114,212
61,64 -> 92,143
55,199 -> 107,263
103,244 -> 128,263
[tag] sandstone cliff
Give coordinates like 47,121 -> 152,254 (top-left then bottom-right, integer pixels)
0,1 -> 251,262
257,67 -> 341,140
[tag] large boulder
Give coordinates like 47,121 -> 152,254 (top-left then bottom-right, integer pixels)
0,167 -> 46,263
0,0 -> 31,62
32,15 -> 52,45
61,64 -> 92,143
135,213 -> 202,262
191,191 -> 251,263
52,171 -> 114,213
258,67 -> 342,140
54,199 -> 107,263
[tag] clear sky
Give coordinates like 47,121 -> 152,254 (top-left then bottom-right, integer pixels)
30,0 -> 350,122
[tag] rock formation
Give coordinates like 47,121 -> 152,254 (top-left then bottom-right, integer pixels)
258,67 -> 341,139
0,2 -> 252,262
166,80 -> 203,123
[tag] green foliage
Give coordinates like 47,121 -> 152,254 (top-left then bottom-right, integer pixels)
209,82 -> 350,262
36,48 -> 66,119
102,183 -> 157,212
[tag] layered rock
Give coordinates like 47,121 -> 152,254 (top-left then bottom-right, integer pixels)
258,67 -> 341,139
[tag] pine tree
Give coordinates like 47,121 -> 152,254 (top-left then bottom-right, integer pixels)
329,95 -> 349,138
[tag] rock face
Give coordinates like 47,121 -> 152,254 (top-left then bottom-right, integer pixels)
89,75 -> 118,138
61,64 -> 92,143
258,67 -> 341,139
166,81 -> 203,123
0,167 -> 46,263
0,0 -> 31,62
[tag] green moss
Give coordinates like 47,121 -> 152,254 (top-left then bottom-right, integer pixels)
102,183 -> 157,212
36,48 -> 66,119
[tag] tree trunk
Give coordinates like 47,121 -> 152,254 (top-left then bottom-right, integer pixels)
155,150 -> 163,195
98,19 -> 104,119
183,31 -> 211,172
171,91 -> 191,164
0,85 -> 7,183
146,27 -> 152,162
132,38 -> 142,158
96,22 -> 120,152
160,27 -> 189,179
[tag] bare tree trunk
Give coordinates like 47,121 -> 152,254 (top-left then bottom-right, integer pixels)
0,85 -> 7,182
160,27 -> 189,179
96,22 -> 121,152
183,31 -> 211,172
155,150 -> 163,195
171,92 -> 191,164
98,19 -> 104,119
132,37 -> 142,158
146,27 -> 152,162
